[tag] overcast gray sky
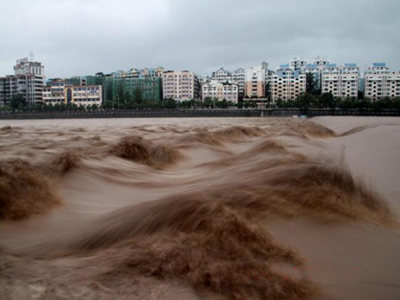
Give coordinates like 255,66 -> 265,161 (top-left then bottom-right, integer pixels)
0,0 -> 399,78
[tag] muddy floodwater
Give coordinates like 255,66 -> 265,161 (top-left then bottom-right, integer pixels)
0,117 -> 399,300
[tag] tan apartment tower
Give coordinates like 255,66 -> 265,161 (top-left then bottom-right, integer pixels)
162,70 -> 200,101
245,65 -> 266,98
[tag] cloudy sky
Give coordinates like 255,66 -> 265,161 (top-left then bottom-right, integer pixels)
0,0 -> 399,78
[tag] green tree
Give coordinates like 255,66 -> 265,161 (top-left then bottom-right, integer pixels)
216,99 -> 228,109
358,97 -> 371,111
306,73 -> 317,94
178,100 -> 194,109
10,94 -> 26,110
193,100 -> 203,109
340,97 -> 357,109
102,101 -> 115,110
162,98 -> 176,109
296,93 -> 316,109
393,97 -> 400,109
203,97 -> 213,108
287,100 -> 296,108
319,93 -> 335,108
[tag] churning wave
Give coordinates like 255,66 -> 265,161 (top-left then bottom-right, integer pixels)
0,119 -> 396,300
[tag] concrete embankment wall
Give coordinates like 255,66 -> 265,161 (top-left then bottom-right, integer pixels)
0,109 -> 399,120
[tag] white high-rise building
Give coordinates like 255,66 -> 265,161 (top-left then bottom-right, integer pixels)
14,57 -> 45,104
210,67 -> 245,99
303,64 -> 321,92
0,57 -> 45,105
162,70 -> 200,101
313,57 -> 331,68
232,68 -> 245,98
299,57 -> 332,92
211,67 -> 231,82
202,80 -> 238,103
269,65 -> 306,102
364,63 -> 400,101
141,67 -> 164,79
321,64 -> 359,98
290,57 -> 308,71
197,75 -> 211,86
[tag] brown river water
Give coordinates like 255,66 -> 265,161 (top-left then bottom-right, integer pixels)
0,117 -> 399,299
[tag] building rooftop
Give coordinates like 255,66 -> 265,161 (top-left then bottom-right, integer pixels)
372,62 -> 387,67
344,63 -> 357,67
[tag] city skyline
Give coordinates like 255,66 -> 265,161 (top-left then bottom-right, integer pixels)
0,55 -> 397,79
0,0 -> 399,78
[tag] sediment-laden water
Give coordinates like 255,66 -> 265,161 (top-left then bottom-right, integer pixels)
0,117 -> 399,300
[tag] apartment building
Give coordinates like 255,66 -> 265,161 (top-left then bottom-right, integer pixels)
303,64 -> 321,91
313,57 -> 331,68
43,79 -> 102,106
321,63 -> 359,98
0,75 -> 17,105
0,78 -> 4,105
66,76 -> 87,86
105,77 -> 162,102
42,79 -> 65,105
211,67 -> 231,82
232,68 -> 245,99
269,65 -> 306,102
202,80 -> 238,103
141,67 -> 165,79
290,57 -> 308,71
112,70 -> 128,78
85,74 -> 162,103
245,65 -> 266,98
364,63 -> 400,101
197,75 -> 211,86
0,57 -> 45,105
111,67 -> 164,79
296,57 -> 332,92
162,70 -> 200,101
128,68 -> 141,78
209,67 -> 245,99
